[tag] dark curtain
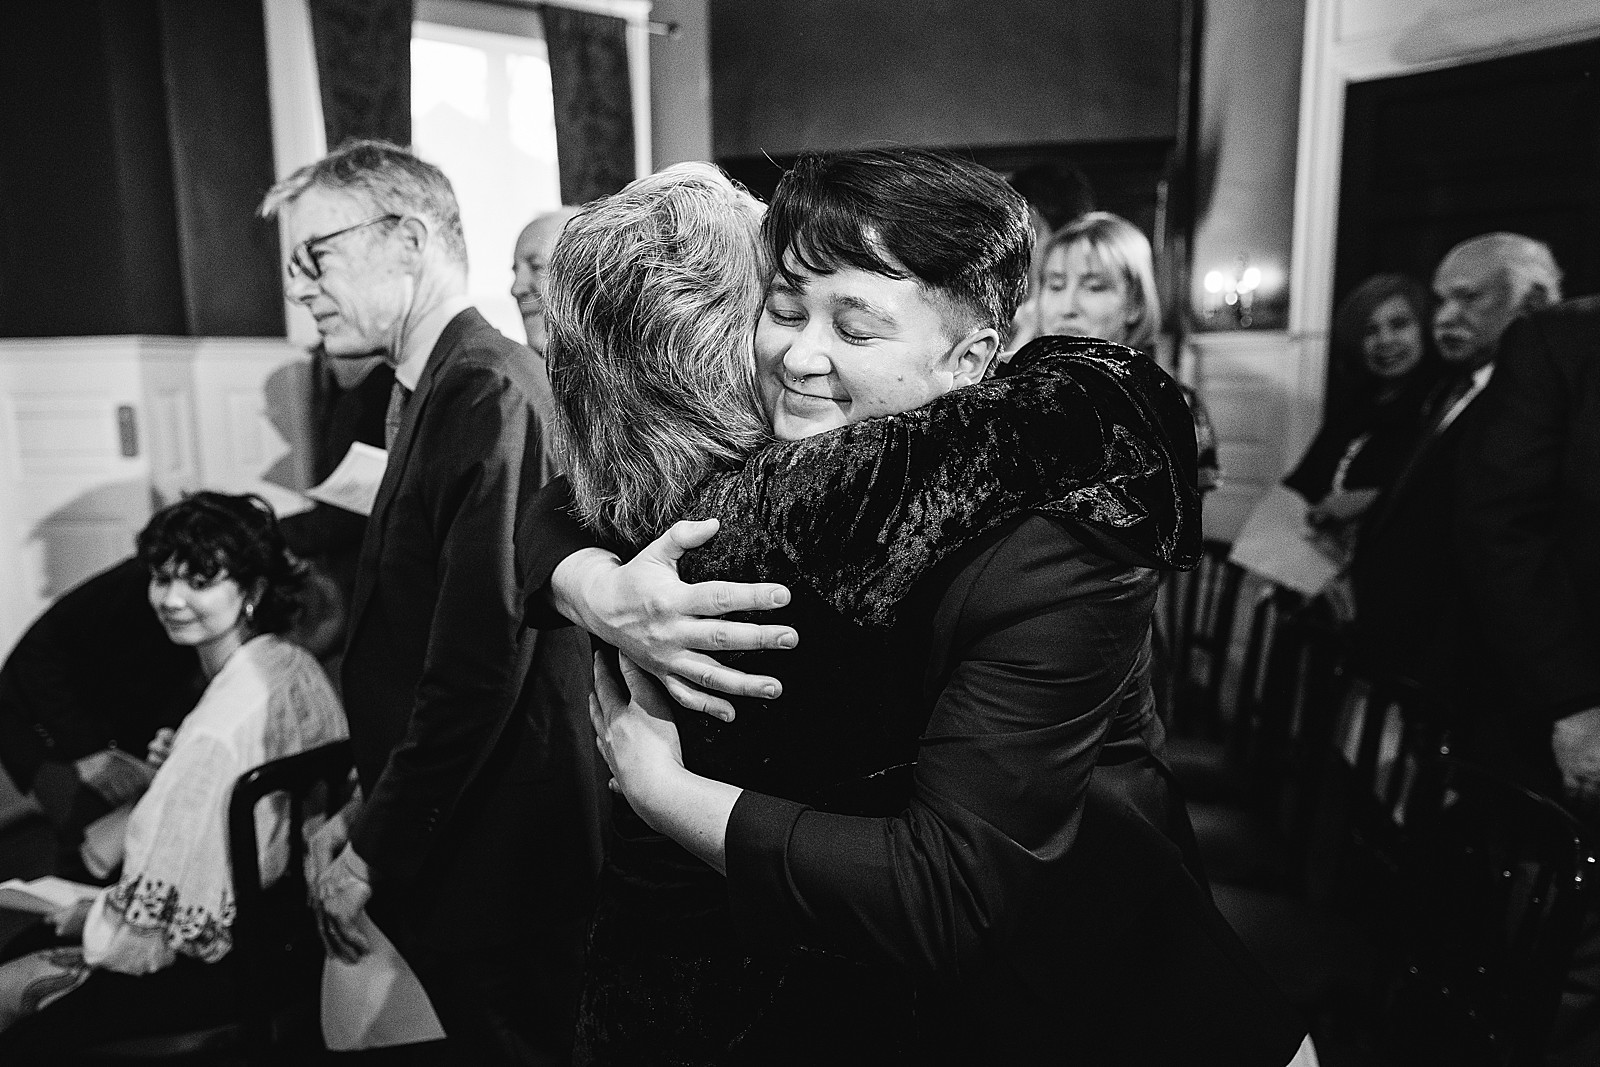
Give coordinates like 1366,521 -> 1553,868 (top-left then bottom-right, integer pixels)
0,0 -> 282,338
543,6 -> 636,204
308,0 -> 414,149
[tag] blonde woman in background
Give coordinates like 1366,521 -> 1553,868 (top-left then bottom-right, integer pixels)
1037,211 -> 1221,493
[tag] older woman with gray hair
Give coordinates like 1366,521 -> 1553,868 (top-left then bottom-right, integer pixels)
532,153 -> 1307,1066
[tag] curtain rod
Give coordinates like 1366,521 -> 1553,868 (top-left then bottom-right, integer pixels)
467,0 -> 678,37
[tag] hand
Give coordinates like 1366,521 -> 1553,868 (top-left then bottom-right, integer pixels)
47,899 -> 92,941
1307,488 -> 1380,527
74,749 -> 151,806
554,519 -> 799,720
146,728 -> 177,768
313,843 -> 373,964
303,805 -> 352,898
590,650 -> 686,806
1553,707 -> 1600,803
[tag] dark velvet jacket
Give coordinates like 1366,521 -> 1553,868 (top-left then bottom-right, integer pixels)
540,339 -> 1300,1065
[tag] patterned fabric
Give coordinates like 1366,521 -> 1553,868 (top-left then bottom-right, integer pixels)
308,0 -> 413,149
85,635 -> 347,970
544,6 -> 635,204
682,336 -> 1203,627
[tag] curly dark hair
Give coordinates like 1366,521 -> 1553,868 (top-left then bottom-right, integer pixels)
134,492 -> 306,635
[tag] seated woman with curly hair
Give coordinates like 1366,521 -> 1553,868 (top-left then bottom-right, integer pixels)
0,492 -> 347,1053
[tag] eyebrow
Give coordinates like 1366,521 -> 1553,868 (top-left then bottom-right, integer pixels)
833,294 -> 898,326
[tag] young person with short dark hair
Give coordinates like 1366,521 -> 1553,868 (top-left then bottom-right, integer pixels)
535,149 -> 1310,1065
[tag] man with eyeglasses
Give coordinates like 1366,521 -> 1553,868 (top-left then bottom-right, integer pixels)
260,139 -> 603,1065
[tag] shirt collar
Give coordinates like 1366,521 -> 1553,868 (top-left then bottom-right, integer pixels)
393,294 -> 475,392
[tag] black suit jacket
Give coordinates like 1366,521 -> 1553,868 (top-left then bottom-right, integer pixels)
1456,298 -> 1600,762
1350,372 -> 1495,704
342,308 -> 602,946
724,515 -> 1304,1065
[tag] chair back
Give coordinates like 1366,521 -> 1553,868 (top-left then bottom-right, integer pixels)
1306,667 -> 1452,922
1166,538 -> 1246,738
228,739 -> 354,1052
1380,756 -> 1599,1067
1233,588 -> 1348,843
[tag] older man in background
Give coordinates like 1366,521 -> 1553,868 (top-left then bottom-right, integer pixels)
511,206 -> 580,357
1350,232 -> 1561,769
261,140 -> 600,1065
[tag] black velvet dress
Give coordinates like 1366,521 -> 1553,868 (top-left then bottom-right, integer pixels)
572,338 -> 1205,1065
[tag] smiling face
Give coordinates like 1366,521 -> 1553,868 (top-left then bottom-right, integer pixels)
1361,293 -> 1425,380
147,561 -> 254,667
280,186 -> 411,357
510,211 -> 575,353
1036,241 -> 1137,345
755,258 -> 997,440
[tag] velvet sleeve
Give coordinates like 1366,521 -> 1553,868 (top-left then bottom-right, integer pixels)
724,516 -> 1153,977
684,339 -> 1199,628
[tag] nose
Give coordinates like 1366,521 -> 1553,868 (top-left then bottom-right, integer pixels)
156,582 -> 185,610
284,270 -> 318,305
780,320 -> 833,380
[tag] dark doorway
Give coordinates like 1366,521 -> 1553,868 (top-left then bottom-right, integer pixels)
1332,36 -> 1600,339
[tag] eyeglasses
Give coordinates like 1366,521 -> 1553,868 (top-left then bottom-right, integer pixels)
285,213 -> 402,282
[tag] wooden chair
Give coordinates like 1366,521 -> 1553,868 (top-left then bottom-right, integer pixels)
1165,538 -> 1246,740
81,739 -> 353,1062
1378,756 -> 1599,1067
1306,668 -> 1451,918
1175,583 -> 1347,891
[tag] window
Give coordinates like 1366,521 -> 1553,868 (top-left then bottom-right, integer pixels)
413,0 -> 563,342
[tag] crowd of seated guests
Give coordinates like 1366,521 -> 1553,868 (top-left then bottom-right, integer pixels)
0,493 -> 347,1055
1219,231 -> 1600,1064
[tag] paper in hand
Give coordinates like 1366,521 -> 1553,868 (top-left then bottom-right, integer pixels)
0,876 -> 99,915
322,909 -> 446,1049
306,442 -> 389,518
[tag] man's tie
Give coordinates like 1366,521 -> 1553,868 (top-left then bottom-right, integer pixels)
384,382 -> 412,451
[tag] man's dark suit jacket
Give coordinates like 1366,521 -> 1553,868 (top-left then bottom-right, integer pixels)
1349,370 -> 1497,742
341,308 -> 601,951
1456,297 -> 1600,782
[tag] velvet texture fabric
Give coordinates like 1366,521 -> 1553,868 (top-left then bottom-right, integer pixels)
578,339 -> 1202,1064
685,336 -> 1202,626
544,5 -> 635,204
308,0 -> 413,149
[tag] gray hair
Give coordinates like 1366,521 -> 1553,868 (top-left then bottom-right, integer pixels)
1043,212 -> 1162,352
258,139 -> 469,270
545,162 -> 771,549
1448,232 -> 1563,313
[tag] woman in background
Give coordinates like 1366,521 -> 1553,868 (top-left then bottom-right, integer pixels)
1282,273 -> 1438,545
0,492 -> 347,1053
1036,211 -> 1222,493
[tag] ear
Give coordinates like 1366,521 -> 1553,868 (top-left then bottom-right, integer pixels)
949,326 -> 1001,387
1516,283 -> 1554,317
395,215 -> 431,263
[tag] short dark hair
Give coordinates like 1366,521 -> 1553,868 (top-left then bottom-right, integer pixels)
135,492 -> 306,634
764,147 -> 1033,336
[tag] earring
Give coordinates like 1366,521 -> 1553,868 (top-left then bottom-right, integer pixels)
244,601 -> 256,624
